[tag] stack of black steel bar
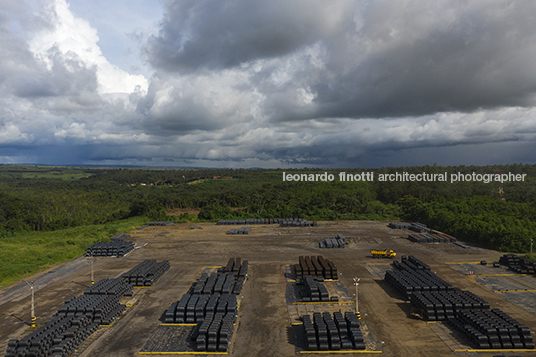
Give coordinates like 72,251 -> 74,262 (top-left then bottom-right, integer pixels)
319,234 -> 345,248
295,256 -> 338,280
302,312 -> 365,351
384,255 -> 534,350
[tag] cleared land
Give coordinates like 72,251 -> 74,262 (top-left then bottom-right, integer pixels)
1,221 -> 536,357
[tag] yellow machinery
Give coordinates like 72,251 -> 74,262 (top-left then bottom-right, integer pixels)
371,249 -> 396,258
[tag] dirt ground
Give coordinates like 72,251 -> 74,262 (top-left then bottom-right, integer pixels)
1,221 -> 536,357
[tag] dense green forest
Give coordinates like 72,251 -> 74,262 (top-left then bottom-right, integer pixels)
1,164 -> 536,255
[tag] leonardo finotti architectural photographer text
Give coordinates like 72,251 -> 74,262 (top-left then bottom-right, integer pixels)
282,171 -> 527,184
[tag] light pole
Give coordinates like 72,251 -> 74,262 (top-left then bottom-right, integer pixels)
88,253 -> 95,286
531,238 -> 533,256
353,277 -> 360,317
23,280 -> 35,327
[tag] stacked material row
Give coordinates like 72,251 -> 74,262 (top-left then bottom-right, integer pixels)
193,272 -> 242,295
386,256 -> 454,299
194,312 -> 236,352
216,218 -> 297,225
408,233 -> 457,243
279,219 -> 317,227
162,258 -> 246,352
319,234 -> 345,248
408,222 -> 432,233
385,268 -> 454,300
85,241 -> 135,257
499,254 -> 536,274
4,264 -> 144,357
295,256 -> 338,280
454,242 -> 471,249
83,278 -> 133,296
388,222 -> 411,229
57,295 -> 126,325
217,218 -> 276,225
165,293 -> 238,324
223,257 -> 248,278
396,255 -> 431,270
120,259 -> 170,286
227,227 -> 251,235
302,312 -> 365,351
410,290 -> 490,321
5,315 -> 99,357
385,256 -> 534,349
449,309 -> 535,349
299,276 -> 330,302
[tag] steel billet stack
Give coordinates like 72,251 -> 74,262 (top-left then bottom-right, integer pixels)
499,254 -> 536,274
226,227 -> 251,234
384,256 -> 534,349
408,222 -> 431,233
449,309 -> 534,349
5,315 -> 99,357
410,289 -> 489,321
4,262 -> 148,357
85,241 -> 135,257
300,276 -> 330,302
163,258 -> 246,352
195,312 -> 236,352
408,233 -> 457,243
319,234 -> 345,248
388,222 -> 411,229
120,259 -> 170,286
83,277 -> 133,296
302,312 -> 365,351
295,256 -> 338,280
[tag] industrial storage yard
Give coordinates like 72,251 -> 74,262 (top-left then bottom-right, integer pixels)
1,221 -> 536,356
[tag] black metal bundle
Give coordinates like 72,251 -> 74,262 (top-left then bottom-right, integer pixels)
226,227 -> 251,234
449,309 -> 534,349
83,278 -> 133,297
295,256 -> 337,280
410,289 -> 490,321
4,272 -> 137,357
409,222 -> 431,233
319,234 -> 345,248
85,241 -> 135,257
302,312 -> 365,351
164,259 -> 245,326
388,222 -> 411,229
195,312 -> 236,352
499,254 -> 536,274
300,276 -> 329,302
120,259 -> 170,286
384,256 -> 534,349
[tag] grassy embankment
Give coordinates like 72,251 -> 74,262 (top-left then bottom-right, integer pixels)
0,216 -> 147,288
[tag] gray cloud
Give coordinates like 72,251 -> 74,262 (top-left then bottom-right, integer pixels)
145,0 -> 354,72
2,0 -> 536,169
145,0 -> 536,122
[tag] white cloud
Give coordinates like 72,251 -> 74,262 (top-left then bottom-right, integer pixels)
29,0 -> 147,95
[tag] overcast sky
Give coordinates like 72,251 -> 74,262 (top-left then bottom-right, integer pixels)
1,0 -> 536,168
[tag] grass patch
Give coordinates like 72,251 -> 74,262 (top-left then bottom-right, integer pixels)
0,217 -> 147,288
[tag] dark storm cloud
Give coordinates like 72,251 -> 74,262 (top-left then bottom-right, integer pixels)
145,0 -> 353,72
146,0 -> 536,122
4,0 -> 536,169
308,2 -> 536,119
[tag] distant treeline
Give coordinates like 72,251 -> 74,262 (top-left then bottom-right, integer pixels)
1,164 -> 535,253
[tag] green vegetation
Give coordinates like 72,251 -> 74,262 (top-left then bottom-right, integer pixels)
1,163 -> 535,286
0,217 -> 146,287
